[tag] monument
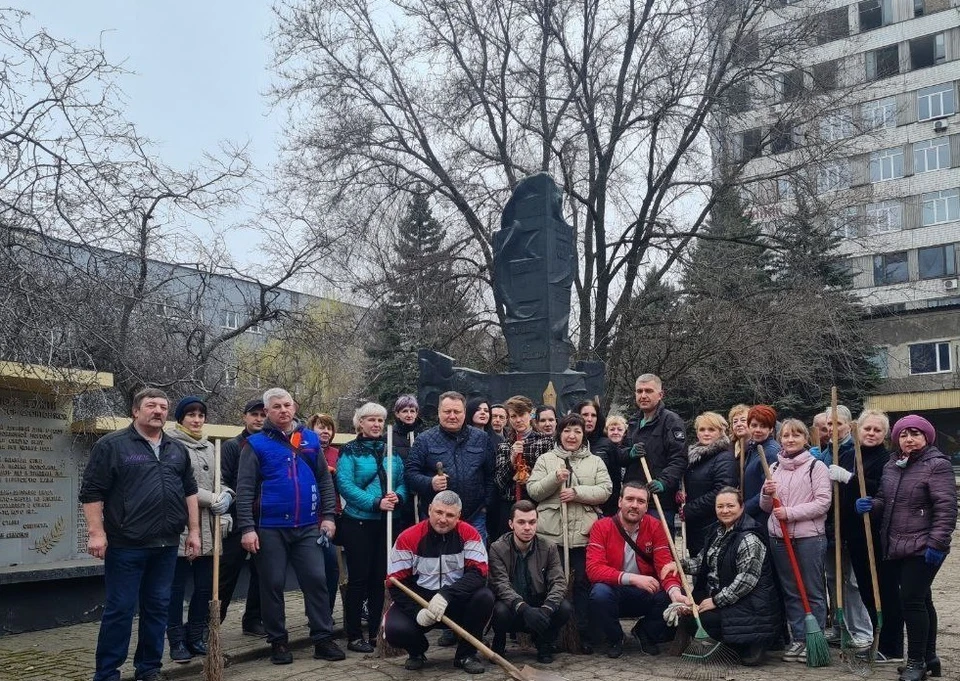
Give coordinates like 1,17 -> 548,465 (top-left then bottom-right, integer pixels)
418,173 -> 605,416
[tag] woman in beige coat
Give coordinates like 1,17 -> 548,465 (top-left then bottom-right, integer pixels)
164,397 -> 233,662
528,413 -> 612,652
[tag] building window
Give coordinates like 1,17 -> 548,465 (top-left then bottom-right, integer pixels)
914,138 -> 951,173
221,310 -> 241,330
873,251 -> 909,285
918,244 -> 957,279
865,200 -> 902,234
922,188 -> 960,225
816,9 -> 849,44
915,0 -> 925,15
812,61 -> 838,91
862,97 -> 897,129
869,147 -> 904,182
732,32 -> 759,65
223,368 -> 238,388
859,0 -> 892,30
909,341 -> 952,374
778,177 -> 795,200
820,109 -> 853,141
246,321 -> 264,335
726,82 -> 750,114
771,122 -> 795,154
830,207 -> 860,238
780,69 -> 805,101
818,160 -> 850,194
869,347 -> 889,378
917,83 -> 956,121
737,128 -> 763,161
910,33 -> 946,70
866,45 -> 900,81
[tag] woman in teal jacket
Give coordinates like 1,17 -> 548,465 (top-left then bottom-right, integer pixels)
336,402 -> 407,652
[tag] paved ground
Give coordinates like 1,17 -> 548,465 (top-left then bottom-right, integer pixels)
1,533 -> 958,681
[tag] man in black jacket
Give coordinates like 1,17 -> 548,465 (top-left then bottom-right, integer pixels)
488,501 -> 571,663
624,374 -> 688,530
80,387 -> 200,681
219,397 -> 266,634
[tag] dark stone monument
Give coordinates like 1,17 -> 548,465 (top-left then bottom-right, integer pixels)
418,173 -> 605,417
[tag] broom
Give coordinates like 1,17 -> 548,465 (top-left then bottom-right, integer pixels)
757,446 -> 830,668
559,461 -> 581,653
204,439 -> 224,681
637,454 -> 736,680
853,430 -> 883,664
378,427 -> 404,657
830,388 -> 850,660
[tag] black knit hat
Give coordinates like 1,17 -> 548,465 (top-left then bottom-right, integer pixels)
174,396 -> 206,423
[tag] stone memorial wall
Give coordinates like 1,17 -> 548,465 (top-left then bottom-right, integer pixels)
0,390 -> 87,569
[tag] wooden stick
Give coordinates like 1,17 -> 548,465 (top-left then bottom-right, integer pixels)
212,438 -> 222,597
831,387 -> 843,613
852,429 -> 883,651
387,427 -> 394,550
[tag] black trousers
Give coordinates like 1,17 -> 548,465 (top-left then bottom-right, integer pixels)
384,587 -> 495,660
559,546 -> 590,640
218,529 -> 261,625
847,529 -> 902,658
491,599 -> 572,649
884,556 -> 941,661
339,515 -> 389,641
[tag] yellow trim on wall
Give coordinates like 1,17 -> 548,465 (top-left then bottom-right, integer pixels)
0,361 -> 113,395
865,389 -> 960,413
71,417 -> 356,445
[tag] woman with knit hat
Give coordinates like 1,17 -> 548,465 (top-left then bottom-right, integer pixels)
165,396 -> 234,662
856,414 -> 958,681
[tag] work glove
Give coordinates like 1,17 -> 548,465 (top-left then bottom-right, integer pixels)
646,479 -> 665,494
416,608 -> 439,627
220,514 -> 234,536
628,443 -> 646,459
828,465 -> 853,484
520,604 -> 550,635
925,547 -> 946,567
209,490 -> 233,515
854,497 -> 873,514
663,601 -> 685,627
426,593 -> 448,621
316,528 -> 330,548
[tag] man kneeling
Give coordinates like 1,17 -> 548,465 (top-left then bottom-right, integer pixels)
489,500 -> 572,663
384,491 -> 494,674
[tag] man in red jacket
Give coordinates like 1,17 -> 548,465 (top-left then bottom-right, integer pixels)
586,481 -> 686,658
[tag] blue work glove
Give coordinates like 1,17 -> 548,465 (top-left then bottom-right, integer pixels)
925,547 -> 946,566
646,479 -> 665,494
854,497 -> 873,514
628,443 -> 646,459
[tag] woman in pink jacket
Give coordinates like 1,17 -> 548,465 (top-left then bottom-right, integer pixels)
759,419 -> 832,664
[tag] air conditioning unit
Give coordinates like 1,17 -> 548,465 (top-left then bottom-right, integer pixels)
944,278 -> 959,291
934,120 -> 948,132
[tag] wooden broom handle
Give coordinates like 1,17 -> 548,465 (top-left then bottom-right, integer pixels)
212,438 -> 221,600
831,387 -> 843,610
852,430 -> 882,611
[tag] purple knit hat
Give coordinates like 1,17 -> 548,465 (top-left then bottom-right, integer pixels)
891,414 -> 936,445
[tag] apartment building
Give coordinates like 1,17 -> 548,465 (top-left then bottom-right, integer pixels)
722,0 -> 960,458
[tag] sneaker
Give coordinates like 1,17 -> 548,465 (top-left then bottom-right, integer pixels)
404,653 -> 427,670
454,655 -> 486,674
607,636 -> 624,659
270,642 -> 293,665
782,641 -> 806,662
630,623 -> 661,656
438,629 -> 457,647
242,620 -> 266,637
168,641 -> 192,663
314,638 -> 346,661
347,638 -> 375,654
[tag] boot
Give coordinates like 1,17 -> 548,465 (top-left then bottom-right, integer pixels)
899,658 -> 928,681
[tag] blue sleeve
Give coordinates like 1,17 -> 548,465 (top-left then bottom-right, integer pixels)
392,454 -> 407,503
485,434 -> 497,509
336,448 -> 380,513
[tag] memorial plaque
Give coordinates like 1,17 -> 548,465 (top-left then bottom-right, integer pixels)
0,390 -> 86,568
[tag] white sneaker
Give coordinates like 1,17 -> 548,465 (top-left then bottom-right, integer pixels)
782,642 -> 806,662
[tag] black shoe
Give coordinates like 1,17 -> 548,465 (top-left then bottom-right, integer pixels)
630,622 -> 661,655
607,636 -> 624,659
438,629 -> 457,647
454,655 -> 486,674
186,639 -> 207,656
137,671 -> 168,681
536,646 -> 555,664
242,620 -> 266,637
740,641 -> 766,667
928,656 -> 942,678
405,653 -> 427,670
168,641 -> 192,663
578,641 -> 594,655
314,638 -> 346,661
347,638 -> 375,653
270,642 -> 293,665
899,658 -> 928,681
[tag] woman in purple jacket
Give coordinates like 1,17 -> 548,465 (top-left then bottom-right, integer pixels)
856,415 -> 957,681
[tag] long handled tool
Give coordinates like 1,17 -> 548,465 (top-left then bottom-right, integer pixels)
830,388 -> 849,659
389,577 -> 568,681
558,462 -> 580,653
757,446 -> 830,667
205,439 -> 224,681
638,455 -> 736,680
680,481 -> 689,560
853,430 -> 883,662
379,427 -> 404,657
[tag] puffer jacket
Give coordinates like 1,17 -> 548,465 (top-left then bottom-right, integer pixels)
873,445 -> 958,561
742,436 -> 781,521
336,435 -> 407,521
759,450 -> 831,539
526,444 -> 612,548
166,426 -> 233,556
624,402 -> 688,511
683,436 -> 738,555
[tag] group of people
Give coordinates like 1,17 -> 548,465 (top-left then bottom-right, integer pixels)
79,374 -> 956,681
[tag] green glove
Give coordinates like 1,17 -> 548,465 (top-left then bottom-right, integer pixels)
646,479 -> 664,494
628,443 -> 646,459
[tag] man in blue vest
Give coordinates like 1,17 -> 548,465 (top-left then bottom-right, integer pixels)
236,388 -> 345,665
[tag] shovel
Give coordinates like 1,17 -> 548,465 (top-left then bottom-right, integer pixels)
388,577 -> 569,681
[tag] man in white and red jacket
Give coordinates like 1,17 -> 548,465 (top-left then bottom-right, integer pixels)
384,490 -> 494,675
586,481 -> 686,658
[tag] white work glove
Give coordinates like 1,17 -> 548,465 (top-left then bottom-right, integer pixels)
209,490 -> 234,515
828,465 -> 853,484
663,601 -> 685,627
220,514 -> 234,536
416,608 -> 439,627
427,593 -> 448,621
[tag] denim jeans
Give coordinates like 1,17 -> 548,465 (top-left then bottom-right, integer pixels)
589,582 -> 671,645
94,545 -> 178,681
467,509 -> 487,544
167,556 -> 213,644
769,535 -> 828,643
824,542 -> 873,645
